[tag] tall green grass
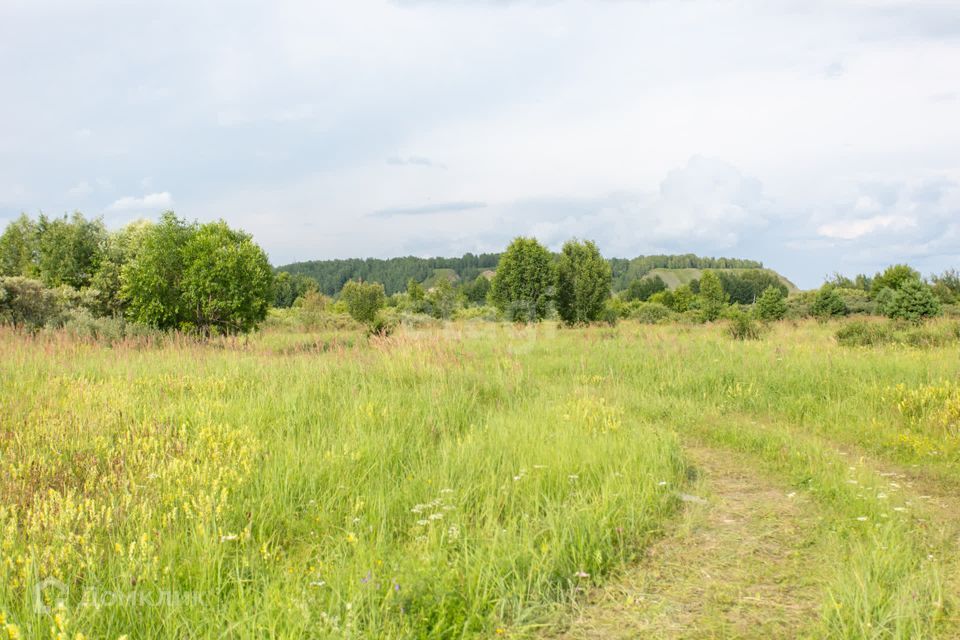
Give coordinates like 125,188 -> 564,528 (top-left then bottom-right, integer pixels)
2,318 -> 959,637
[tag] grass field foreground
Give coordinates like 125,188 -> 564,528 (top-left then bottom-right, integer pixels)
1,319 -> 959,637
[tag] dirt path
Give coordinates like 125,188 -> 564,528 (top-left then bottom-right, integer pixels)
552,447 -> 827,639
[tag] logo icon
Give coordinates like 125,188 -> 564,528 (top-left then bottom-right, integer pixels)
32,577 -> 69,614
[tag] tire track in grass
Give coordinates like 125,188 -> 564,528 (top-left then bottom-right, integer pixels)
549,446 -> 827,639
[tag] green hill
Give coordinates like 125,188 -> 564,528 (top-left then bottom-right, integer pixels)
277,252 -> 792,297
646,268 -> 798,293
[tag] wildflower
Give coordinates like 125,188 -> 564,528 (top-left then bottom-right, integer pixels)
856,516 -> 868,522
574,571 -> 590,578
657,481 -> 667,487
417,520 -> 428,526
346,533 -> 358,545
220,534 -> 238,542
429,513 -> 443,521
309,580 -> 326,588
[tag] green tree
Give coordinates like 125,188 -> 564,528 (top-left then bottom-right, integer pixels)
930,269 -> 960,304
121,213 -> 195,330
871,264 -> 920,297
623,275 -> 666,302
698,270 -> 728,321
426,278 -> 458,319
90,220 -> 153,317
0,276 -> 62,330
295,290 -> 329,329
755,285 -> 787,321
407,278 -> 425,302
672,285 -> 695,313
0,214 -> 39,277
461,276 -> 491,306
812,284 -> 847,319
122,213 -> 273,334
489,237 -> 555,322
340,280 -> 386,325
179,221 -> 274,334
273,271 -> 319,308
884,279 -> 941,322
555,239 -> 612,325
36,212 -> 107,288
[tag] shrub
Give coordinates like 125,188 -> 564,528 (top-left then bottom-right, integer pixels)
884,279 -> 941,323
555,239 -> 611,325
340,280 -> 386,325
812,285 -> 847,319
0,276 -> 63,330
835,321 -> 893,347
698,270 -> 728,321
835,288 -> 875,315
295,289 -> 330,329
726,309 -> 761,340
755,285 -> 787,321
368,314 -> 397,337
59,309 -> 128,344
490,237 -> 555,322
627,301 -> 676,324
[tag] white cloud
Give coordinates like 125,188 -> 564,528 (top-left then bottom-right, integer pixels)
2,0 -> 960,286
67,181 -> 93,198
817,215 -> 916,240
107,192 -> 173,212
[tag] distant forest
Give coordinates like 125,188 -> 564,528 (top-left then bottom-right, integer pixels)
279,253 -> 764,296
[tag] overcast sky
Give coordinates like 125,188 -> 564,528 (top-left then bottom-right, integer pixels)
1,0 -> 958,287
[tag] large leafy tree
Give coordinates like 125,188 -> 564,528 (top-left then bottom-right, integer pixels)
698,270 -> 728,321
871,264 -> 920,297
121,213 -> 196,330
555,239 -> 611,325
122,213 -> 273,334
36,212 -> 107,288
623,275 -> 666,302
90,220 -> 153,317
490,237 -> 555,322
180,221 -> 274,334
0,214 -> 39,277
273,271 -> 319,308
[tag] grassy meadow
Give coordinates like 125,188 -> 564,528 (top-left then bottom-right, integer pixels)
2,319 -> 960,638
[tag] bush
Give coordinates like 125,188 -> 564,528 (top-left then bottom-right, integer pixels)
884,279 -> 941,323
626,301 -> 676,324
835,319 -> 960,348
812,285 -> 847,319
59,310 -> 128,344
340,280 -> 386,325
368,314 -> 397,338
835,321 -> 893,347
0,276 -> 64,330
835,288 -> 875,315
726,309 -> 762,340
755,285 -> 787,321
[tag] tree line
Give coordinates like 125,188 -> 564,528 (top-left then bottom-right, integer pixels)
278,252 -> 764,297
0,212 -> 272,334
